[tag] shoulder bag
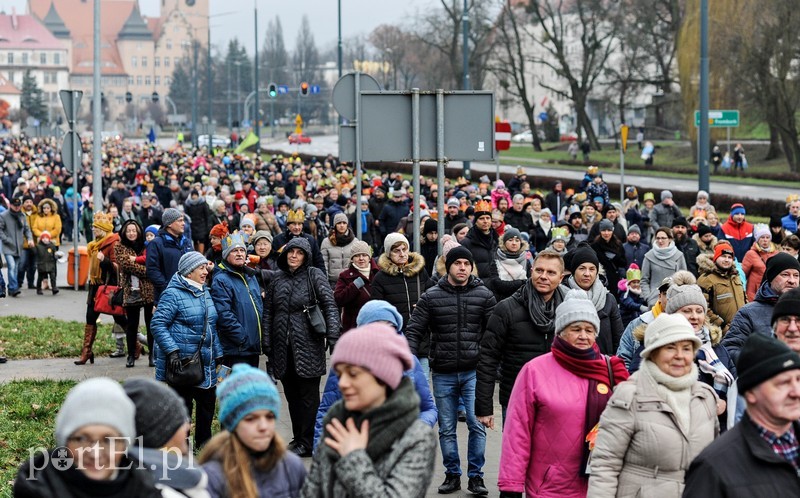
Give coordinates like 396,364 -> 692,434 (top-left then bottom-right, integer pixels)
167,296 -> 208,387
94,268 -> 125,316
303,268 -> 328,335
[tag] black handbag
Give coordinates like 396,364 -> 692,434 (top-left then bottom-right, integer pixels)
166,302 -> 207,387
303,269 -> 327,335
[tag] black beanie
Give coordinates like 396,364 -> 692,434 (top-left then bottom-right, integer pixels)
445,246 -> 473,273
772,287 -> 800,325
770,214 -> 784,228
423,218 -> 439,236
696,224 -> 712,238
123,378 -> 189,448
765,252 -> 800,285
737,334 -> 800,393
567,245 -> 600,274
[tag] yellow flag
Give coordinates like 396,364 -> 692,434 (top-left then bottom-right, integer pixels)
234,132 -> 259,154
620,125 -> 629,153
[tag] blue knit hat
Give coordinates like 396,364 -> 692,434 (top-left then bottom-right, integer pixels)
356,300 -> 403,331
178,251 -> 208,277
144,224 -> 160,239
217,364 -> 280,432
221,232 -> 246,259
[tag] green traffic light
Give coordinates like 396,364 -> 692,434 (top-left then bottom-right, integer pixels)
268,83 -> 277,99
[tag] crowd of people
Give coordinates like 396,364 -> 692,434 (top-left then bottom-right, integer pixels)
4,134 -> 800,497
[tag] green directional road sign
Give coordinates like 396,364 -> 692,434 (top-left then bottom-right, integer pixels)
694,109 -> 739,127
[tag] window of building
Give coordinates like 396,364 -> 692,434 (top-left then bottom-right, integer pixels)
155,76 -> 160,86
142,56 -> 147,68
154,57 -> 160,67
165,76 -> 171,86
128,76 -> 134,85
164,57 -> 170,68
145,76 -> 151,86
136,76 -> 142,85
22,53 -> 28,64
176,57 -> 181,66
131,56 -> 137,68
54,53 -> 60,65
166,39 -> 173,50
40,53 -> 46,64
7,53 -> 13,64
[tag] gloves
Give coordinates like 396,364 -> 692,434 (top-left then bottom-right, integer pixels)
353,277 -> 365,289
168,351 -> 182,373
327,339 -> 336,354
639,304 -> 649,313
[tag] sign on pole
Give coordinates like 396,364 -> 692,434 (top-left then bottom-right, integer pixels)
495,122 -> 511,151
620,124 -> 629,153
694,109 -> 739,127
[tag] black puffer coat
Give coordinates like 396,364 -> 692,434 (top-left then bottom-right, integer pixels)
460,226 -> 498,279
262,237 -> 340,379
406,275 -> 496,374
370,251 -> 432,353
183,197 -> 212,242
475,283 -> 563,416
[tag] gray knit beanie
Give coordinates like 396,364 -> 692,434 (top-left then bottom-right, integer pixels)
161,208 -> 183,228
123,378 -> 189,448
333,212 -> 349,226
665,271 -> 708,314
55,378 -> 136,447
349,239 -> 371,259
555,289 -> 600,334
177,251 -> 208,277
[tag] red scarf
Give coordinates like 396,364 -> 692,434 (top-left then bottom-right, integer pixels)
551,335 -> 629,477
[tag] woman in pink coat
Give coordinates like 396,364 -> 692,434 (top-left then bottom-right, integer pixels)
491,179 -> 513,210
498,289 -> 629,498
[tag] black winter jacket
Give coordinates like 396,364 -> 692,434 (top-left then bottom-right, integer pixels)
183,197 -> 212,242
590,237 -> 628,294
272,230 -> 326,272
476,283 -> 561,415
503,208 -> 533,237
406,275 -> 496,374
676,237 -> 701,276
684,415 -> 800,497
460,226 -> 498,279
262,237 -> 340,379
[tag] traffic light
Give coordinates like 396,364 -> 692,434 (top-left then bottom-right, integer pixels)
300,82 -> 309,96
151,92 -> 159,103
125,91 -> 132,103
268,82 -> 277,98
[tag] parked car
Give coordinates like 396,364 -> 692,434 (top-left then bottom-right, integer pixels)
511,129 -> 546,143
288,133 -> 312,144
560,132 -> 579,142
198,134 -> 231,148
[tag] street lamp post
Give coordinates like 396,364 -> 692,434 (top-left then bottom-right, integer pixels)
227,58 -> 232,133
254,1 -> 260,156
461,0 -> 471,178
191,40 -> 198,147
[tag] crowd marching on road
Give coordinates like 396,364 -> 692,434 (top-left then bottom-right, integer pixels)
4,134 -> 800,497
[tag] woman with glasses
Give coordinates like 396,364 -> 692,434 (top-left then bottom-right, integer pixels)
14,378 -> 162,497
641,227 -> 687,306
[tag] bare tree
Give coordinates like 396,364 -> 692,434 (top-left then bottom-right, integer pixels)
524,0 -> 621,150
488,0 -> 543,150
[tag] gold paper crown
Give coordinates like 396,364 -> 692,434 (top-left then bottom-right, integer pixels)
92,212 -> 114,232
287,209 -> 305,224
474,200 -> 492,215
787,194 -> 800,204
587,166 -> 599,175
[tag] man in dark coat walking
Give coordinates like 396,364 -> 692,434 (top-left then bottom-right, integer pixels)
684,334 -> 800,497
271,208 -> 325,271
672,216 -> 700,276
145,208 -> 193,305
460,200 -> 498,281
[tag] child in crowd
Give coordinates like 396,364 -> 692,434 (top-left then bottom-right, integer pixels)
618,263 -> 646,327
34,231 -> 59,295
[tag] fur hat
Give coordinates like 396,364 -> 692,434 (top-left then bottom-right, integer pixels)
209,222 -> 229,239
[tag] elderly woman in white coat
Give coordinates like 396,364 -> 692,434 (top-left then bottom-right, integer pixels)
587,313 -> 719,497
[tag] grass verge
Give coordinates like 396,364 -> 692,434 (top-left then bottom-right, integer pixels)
0,316 -> 116,359
0,379 -> 76,495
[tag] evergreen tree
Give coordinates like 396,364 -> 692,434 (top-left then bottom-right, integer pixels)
20,70 -> 46,122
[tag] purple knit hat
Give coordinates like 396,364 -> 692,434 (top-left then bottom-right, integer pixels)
330,324 -> 413,389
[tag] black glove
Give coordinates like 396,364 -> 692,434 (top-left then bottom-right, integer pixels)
327,339 -> 336,354
499,492 -> 522,498
168,351 -> 182,373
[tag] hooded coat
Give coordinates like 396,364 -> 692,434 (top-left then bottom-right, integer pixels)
30,198 -> 62,246
210,256 -> 264,358
741,242 -> 779,301
183,195 -> 213,243
693,233 -> 718,257
697,253 -> 746,331
145,227 -> 194,304
263,237 -> 340,379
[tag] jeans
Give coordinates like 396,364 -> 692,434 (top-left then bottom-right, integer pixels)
4,253 -> 19,293
18,248 -> 35,288
418,357 -> 430,378
432,370 -> 486,478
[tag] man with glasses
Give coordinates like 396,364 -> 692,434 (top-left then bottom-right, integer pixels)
723,253 -> 800,363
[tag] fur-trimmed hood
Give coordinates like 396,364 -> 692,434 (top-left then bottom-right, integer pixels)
377,250 -> 426,277
697,252 -> 737,280
633,319 -> 723,346
693,233 -> 718,253
37,198 -> 58,215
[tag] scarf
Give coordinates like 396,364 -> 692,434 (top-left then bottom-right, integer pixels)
567,276 -> 607,311
321,377 -> 419,462
697,342 -> 735,393
495,247 -> 527,281
360,210 -> 369,235
331,228 -> 355,247
523,279 -> 565,338
87,232 -> 116,284
550,336 -> 629,476
641,360 -> 697,433
353,262 -> 371,279
652,241 -> 679,261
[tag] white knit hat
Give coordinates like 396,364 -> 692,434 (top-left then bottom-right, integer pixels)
384,232 -> 409,255
640,313 -> 701,359
555,289 -> 600,335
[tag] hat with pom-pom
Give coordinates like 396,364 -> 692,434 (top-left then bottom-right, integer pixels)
665,271 -> 707,314
217,364 -> 281,431
555,289 -> 600,334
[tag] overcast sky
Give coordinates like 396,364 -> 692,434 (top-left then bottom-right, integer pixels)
0,0 -> 423,58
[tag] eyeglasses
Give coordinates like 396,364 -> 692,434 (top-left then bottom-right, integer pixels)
777,316 -> 800,326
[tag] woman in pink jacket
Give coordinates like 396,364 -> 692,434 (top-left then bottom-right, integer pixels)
498,289 -> 629,498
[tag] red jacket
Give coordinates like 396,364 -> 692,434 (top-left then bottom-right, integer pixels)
333,261 -> 380,333
720,218 -> 754,262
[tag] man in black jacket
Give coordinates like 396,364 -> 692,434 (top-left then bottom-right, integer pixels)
684,334 -> 800,497
406,246 -> 496,496
503,194 -> 533,237
460,200 -> 498,280
672,216 -> 700,276
476,250 -> 566,430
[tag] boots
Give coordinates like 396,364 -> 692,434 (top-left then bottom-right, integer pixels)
134,342 -> 142,360
74,325 -> 97,365
110,337 -> 126,358
126,354 -> 135,368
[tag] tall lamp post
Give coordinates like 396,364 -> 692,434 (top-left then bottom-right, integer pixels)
254,1 -> 260,156
92,0 -> 102,209
461,0 -> 471,178
698,0 -> 710,192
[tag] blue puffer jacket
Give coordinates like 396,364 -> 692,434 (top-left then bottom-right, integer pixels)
210,260 -> 264,357
721,280 -> 778,364
312,353 -> 438,450
145,229 -> 193,304
151,273 -> 223,389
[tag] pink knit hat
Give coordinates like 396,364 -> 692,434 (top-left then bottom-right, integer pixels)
442,237 -> 461,259
330,324 -> 413,389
